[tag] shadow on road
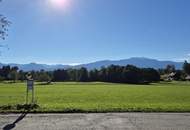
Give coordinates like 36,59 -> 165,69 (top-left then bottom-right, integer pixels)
2,104 -> 39,130
3,112 -> 27,130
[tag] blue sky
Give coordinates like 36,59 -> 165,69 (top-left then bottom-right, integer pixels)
0,0 -> 190,64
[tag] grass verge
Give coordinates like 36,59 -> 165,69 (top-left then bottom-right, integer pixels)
0,81 -> 190,113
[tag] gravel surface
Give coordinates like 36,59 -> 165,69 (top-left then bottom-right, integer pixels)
0,113 -> 190,130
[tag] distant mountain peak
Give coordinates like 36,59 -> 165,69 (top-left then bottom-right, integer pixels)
0,57 -> 184,71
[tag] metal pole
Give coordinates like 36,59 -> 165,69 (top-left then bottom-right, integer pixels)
32,85 -> 34,104
26,85 -> 28,104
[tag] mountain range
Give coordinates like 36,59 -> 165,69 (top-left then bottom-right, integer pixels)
0,57 -> 184,71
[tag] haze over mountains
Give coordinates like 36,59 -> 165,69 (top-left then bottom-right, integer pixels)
0,57 -> 184,71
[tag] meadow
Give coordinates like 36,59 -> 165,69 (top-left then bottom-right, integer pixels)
0,81 -> 190,113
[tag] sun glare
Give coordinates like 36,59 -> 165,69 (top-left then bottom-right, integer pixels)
48,0 -> 71,10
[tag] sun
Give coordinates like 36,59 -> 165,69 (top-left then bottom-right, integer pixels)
48,0 -> 70,10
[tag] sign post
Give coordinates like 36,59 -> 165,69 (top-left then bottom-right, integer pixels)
26,79 -> 34,104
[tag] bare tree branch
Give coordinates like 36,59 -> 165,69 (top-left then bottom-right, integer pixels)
0,0 -> 11,40
0,15 -> 11,40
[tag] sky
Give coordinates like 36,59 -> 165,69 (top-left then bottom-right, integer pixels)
0,0 -> 190,65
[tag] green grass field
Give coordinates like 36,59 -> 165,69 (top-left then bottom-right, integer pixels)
0,81 -> 190,113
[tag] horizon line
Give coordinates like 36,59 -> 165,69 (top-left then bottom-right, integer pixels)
0,57 -> 188,65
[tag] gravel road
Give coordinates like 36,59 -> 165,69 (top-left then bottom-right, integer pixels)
0,113 -> 190,130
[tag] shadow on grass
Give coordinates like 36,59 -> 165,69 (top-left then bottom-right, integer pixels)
0,104 -> 39,111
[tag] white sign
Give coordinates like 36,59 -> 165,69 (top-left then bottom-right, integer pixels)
27,80 -> 34,90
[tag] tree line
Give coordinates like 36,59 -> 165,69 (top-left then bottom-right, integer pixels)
53,65 -> 160,84
0,60 -> 189,84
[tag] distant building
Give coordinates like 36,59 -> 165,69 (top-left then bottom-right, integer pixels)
185,75 -> 190,81
162,72 -> 176,81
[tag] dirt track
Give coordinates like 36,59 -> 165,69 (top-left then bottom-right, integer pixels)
1,113 -> 190,130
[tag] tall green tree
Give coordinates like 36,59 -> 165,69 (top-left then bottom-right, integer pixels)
67,69 -> 77,81
9,66 -> 18,82
1,66 -> 11,80
76,67 -> 88,82
89,69 -> 99,81
53,69 -> 68,81
38,70 -> 51,82
183,61 -> 190,75
18,70 -> 26,81
99,67 -> 107,82
165,65 -> 175,74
